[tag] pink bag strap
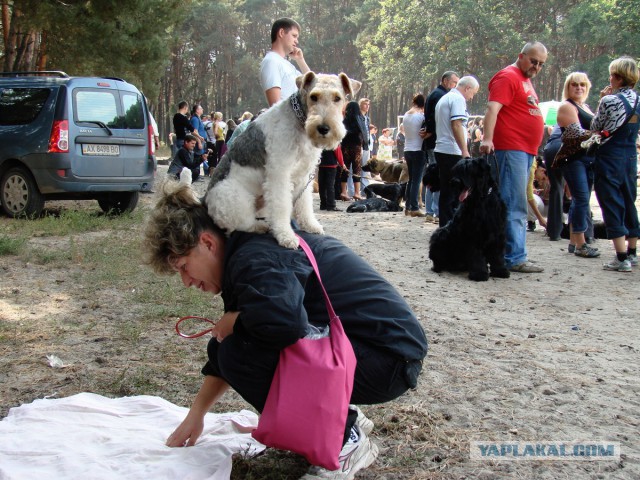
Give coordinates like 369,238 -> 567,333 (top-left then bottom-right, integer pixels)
296,235 -> 338,321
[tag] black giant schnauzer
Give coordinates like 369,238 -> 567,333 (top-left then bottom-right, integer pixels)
429,157 -> 510,281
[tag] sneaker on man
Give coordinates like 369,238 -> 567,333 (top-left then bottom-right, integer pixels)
301,425 -> 378,480
628,254 -> 638,266
424,214 -> 435,224
509,261 -> 544,273
574,244 -> 600,258
603,257 -> 632,272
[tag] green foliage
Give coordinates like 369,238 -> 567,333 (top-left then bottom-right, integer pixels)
19,0 -> 187,98
0,235 -> 26,256
2,208 -> 143,238
3,0 -> 639,128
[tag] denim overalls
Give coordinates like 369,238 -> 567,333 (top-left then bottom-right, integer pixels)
593,94 -> 640,239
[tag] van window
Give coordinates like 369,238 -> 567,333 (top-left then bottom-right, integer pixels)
74,89 -> 145,129
75,90 -> 119,127
0,88 -> 51,125
121,92 -> 145,129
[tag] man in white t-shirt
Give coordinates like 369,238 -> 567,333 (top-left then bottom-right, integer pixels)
434,76 -> 480,226
260,17 -> 311,107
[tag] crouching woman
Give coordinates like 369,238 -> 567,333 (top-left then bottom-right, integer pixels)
143,179 -> 428,479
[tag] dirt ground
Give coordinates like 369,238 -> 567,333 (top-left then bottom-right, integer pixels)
1,166 -> 639,479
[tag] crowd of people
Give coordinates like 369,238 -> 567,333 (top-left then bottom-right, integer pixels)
154,16 -> 639,479
338,46 -> 639,276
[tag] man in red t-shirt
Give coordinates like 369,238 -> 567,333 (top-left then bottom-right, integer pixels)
480,42 -> 548,273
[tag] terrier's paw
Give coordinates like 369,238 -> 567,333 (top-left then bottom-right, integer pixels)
274,231 -> 300,249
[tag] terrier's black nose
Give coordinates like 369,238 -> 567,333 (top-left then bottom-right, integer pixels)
317,125 -> 330,136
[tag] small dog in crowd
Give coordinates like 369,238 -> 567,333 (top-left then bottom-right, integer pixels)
346,197 -> 402,213
364,182 -> 407,204
362,158 -> 409,183
561,220 -> 607,240
429,157 -> 510,281
422,163 -> 440,192
204,72 -> 360,249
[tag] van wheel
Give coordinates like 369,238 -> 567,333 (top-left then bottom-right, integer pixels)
0,167 -> 45,218
97,192 -> 139,214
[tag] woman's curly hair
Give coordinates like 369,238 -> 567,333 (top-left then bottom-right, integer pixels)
143,178 -> 219,274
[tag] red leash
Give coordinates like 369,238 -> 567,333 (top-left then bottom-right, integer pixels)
175,316 -> 217,338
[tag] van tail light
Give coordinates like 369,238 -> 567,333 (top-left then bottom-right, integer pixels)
148,124 -> 155,156
48,120 -> 69,153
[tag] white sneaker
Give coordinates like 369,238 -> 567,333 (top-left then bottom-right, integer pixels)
628,254 -> 638,266
351,405 -> 374,435
603,257 -> 632,272
301,425 -> 379,480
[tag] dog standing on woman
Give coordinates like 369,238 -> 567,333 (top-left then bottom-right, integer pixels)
204,72 -> 361,249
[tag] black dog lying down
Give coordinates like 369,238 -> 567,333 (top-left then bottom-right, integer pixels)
422,163 -> 440,192
363,182 -> 407,204
561,221 -> 607,240
429,157 -> 510,281
346,197 -> 402,213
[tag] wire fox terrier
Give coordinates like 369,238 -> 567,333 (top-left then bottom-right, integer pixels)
204,71 -> 361,249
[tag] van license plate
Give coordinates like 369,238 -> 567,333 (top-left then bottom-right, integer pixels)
82,144 -> 120,156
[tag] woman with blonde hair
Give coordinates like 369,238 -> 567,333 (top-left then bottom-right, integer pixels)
212,112 -> 226,169
556,72 -> 599,258
591,56 -> 640,271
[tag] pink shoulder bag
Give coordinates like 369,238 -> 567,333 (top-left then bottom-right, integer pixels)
251,235 -> 357,470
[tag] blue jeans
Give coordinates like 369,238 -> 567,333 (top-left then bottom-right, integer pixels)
405,150 -> 426,211
561,155 -> 594,235
594,149 -> 640,239
424,149 -> 439,215
495,150 -> 534,268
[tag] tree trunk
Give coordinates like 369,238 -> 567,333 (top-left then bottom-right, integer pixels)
3,5 -> 20,71
36,30 -> 48,71
1,1 -> 10,48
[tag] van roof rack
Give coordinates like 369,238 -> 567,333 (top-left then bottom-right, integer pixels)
0,71 -> 69,78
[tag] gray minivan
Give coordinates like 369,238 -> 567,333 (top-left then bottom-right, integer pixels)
0,71 -> 155,217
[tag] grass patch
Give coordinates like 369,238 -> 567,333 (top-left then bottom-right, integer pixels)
0,235 -> 26,255
2,208 -> 144,238
106,366 -> 163,397
231,449 -> 310,480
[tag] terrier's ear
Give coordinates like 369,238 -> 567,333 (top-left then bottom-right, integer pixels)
296,71 -> 317,92
179,167 -> 192,185
339,73 -> 362,98
177,167 -> 200,203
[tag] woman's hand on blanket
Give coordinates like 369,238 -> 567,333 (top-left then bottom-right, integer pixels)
212,311 -> 239,342
166,413 -> 204,447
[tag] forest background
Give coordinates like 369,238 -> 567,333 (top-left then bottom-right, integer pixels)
2,0 -> 639,142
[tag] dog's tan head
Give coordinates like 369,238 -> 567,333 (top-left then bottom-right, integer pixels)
362,157 -> 386,174
296,72 -> 362,150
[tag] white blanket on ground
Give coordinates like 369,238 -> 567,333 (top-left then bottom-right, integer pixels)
0,393 -> 264,480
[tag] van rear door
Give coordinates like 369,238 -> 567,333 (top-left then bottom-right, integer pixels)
71,83 -> 148,178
